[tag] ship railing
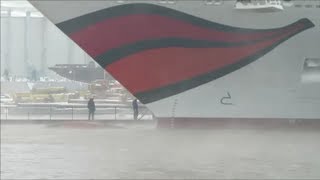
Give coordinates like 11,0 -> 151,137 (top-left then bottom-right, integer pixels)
234,0 -> 283,11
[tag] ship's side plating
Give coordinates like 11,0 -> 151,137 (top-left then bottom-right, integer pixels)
28,0 -> 320,121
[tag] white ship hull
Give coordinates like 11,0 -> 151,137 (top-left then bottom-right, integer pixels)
28,0 -> 320,121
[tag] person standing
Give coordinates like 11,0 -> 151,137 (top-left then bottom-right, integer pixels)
87,98 -> 96,120
3,69 -> 9,81
132,99 -> 138,120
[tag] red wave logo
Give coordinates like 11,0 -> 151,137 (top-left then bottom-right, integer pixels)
56,3 -> 315,103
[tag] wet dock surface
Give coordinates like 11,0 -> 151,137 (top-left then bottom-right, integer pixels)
1,121 -> 320,179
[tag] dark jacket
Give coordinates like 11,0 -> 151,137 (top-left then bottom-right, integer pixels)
132,99 -> 138,111
88,99 -> 96,112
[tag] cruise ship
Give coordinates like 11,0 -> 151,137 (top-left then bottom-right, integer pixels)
28,0 -> 320,127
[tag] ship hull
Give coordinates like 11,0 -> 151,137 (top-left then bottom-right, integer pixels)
29,0 -> 320,120
156,117 -> 320,129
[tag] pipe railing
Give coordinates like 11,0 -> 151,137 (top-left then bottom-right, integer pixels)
1,105 -> 154,121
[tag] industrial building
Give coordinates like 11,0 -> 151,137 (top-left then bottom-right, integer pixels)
1,1 -> 93,78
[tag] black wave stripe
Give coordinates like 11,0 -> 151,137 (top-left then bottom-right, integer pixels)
95,37 -> 273,68
56,3 -> 307,35
134,24 -> 314,104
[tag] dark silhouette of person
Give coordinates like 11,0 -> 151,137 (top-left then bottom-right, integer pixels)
3,69 -> 9,81
132,99 -> 138,120
87,98 -> 95,120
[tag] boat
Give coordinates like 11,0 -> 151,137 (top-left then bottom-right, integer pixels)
28,0 -> 320,127
48,62 -> 106,83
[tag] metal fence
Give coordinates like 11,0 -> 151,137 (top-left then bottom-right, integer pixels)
1,105 -> 154,121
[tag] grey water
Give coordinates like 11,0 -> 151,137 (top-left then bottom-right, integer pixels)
1,122 -> 320,179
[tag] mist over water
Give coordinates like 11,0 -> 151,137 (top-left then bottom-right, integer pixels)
2,123 -> 320,179
1,1 -> 320,179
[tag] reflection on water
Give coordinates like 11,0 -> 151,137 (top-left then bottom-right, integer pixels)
1,123 -> 320,179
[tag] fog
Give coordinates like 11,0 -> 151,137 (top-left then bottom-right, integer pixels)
1,3 -> 93,77
1,0 -> 320,179
2,123 -> 320,179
